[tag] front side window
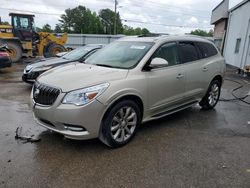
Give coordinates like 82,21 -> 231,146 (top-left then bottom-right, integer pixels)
152,42 -> 179,66
235,38 -> 241,53
85,41 -> 153,69
179,42 -> 199,63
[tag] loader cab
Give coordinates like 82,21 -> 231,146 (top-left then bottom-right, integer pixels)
10,13 -> 35,41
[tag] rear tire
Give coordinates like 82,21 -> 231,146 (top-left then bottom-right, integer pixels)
100,100 -> 141,148
199,80 -> 221,110
6,41 -> 22,63
44,43 -> 66,58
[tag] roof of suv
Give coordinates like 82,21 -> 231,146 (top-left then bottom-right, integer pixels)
118,34 -> 213,44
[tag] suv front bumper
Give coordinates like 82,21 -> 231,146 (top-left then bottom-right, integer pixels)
32,93 -> 106,140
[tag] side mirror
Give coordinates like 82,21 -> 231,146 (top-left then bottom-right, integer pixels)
149,57 -> 168,69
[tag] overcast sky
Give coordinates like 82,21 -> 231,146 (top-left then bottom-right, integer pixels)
0,0 -> 243,34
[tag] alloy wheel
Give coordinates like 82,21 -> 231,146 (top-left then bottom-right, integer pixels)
110,106 -> 137,142
208,83 -> 219,106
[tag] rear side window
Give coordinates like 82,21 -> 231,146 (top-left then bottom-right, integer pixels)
196,42 -> 218,58
178,42 -> 199,63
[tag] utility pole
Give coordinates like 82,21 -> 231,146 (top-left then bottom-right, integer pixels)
114,0 -> 118,35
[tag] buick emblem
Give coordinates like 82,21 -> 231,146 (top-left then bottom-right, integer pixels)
34,88 -> 40,99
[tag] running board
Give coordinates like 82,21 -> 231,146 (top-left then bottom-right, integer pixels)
148,101 -> 198,121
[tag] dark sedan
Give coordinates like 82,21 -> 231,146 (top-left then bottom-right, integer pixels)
22,44 -> 104,83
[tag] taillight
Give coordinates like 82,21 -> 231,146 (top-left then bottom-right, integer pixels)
0,52 -> 10,57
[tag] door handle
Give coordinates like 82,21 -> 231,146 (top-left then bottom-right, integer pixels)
203,67 -> 208,72
176,74 -> 184,79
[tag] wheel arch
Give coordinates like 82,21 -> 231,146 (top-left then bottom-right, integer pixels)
98,94 -> 144,146
203,74 -> 223,95
211,74 -> 223,85
101,94 -> 144,123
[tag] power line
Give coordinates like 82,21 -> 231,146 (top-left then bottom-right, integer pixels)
0,7 -> 62,16
130,0 -> 212,14
119,2 -> 211,20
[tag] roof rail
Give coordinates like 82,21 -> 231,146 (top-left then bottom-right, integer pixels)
137,33 -> 162,37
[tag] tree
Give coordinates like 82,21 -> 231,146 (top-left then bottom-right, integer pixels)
41,24 -> 53,33
123,25 -> 150,35
59,5 -> 104,34
56,5 -> 151,35
208,29 -> 214,37
99,9 -> 123,34
59,8 -> 74,33
141,28 -> 150,35
1,21 -> 10,25
190,29 -> 214,37
54,24 -> 62,33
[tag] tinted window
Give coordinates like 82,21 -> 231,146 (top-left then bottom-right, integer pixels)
152,42 -> 179,66
179,42 -> 199,63
196,42 -> 218,58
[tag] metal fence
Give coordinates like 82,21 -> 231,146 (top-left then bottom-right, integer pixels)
64,34 -> 124,48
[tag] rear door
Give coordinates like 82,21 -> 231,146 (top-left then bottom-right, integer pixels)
178,41 -> 218,101
147,42 -> 186,116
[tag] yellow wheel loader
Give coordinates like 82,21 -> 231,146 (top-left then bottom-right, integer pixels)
0,13 -> 68,62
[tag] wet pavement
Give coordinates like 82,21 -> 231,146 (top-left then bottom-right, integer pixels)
0,62 -> 250,188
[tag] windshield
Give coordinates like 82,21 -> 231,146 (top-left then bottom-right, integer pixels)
62,46 -> 97,61
85,41 -> 153,69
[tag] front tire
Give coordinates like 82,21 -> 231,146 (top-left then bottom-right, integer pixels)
199,80 -> 221,110
100,100 -> 141,148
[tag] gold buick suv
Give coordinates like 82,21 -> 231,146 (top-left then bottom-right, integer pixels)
31,35 -> 226,148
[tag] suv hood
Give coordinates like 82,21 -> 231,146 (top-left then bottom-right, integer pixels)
37,63 -> 129,92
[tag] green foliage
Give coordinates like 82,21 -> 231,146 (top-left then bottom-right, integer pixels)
57,6 -> 150,35
99,9 -> 123,34
54,24 -> 62,33
1,21 -> 10,25
59,6 -> 104,34
40,24 -> 53,33
190,29 -> 214,37
123,25 -> 150,35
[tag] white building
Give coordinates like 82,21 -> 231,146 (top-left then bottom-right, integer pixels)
224,0 -> 250,70
211,0 -> 250,71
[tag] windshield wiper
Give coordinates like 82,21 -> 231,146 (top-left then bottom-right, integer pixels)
95,64 -> 114,68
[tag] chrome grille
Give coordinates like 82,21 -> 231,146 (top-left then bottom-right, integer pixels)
33,82 -> 60,105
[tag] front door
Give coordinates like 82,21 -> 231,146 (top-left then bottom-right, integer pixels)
146,42 -> 185,116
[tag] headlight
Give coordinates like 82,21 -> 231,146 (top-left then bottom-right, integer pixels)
24,65 -> 33,73
62,83 -> 109,106
33,66 -> 53,72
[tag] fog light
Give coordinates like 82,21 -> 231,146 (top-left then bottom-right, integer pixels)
63,124 -> 86,132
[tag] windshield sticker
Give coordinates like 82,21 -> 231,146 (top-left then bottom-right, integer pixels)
130,45 -> 146,50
